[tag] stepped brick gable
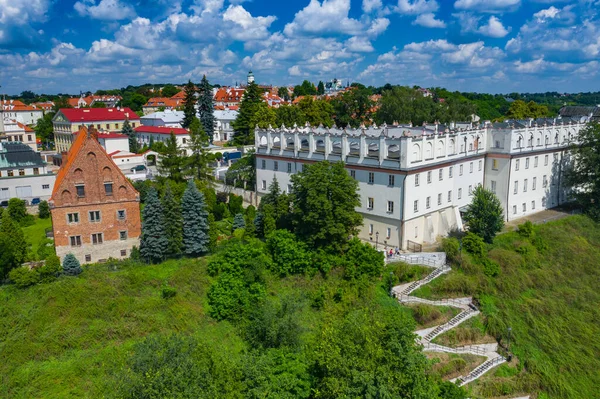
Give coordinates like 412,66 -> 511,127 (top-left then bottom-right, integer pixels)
49,126 -> 141,264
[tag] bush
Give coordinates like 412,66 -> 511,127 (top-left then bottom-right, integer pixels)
38,201 -> 50,219
7,198 -> 27,223
162,286 -> 177,299
442,237 -> 461,264
517,220 -> 535,238
344,238 -> 384,279
9,267 -> 40,288
411,304 -> 442,325
266,230 -> 311,276
482,258 -> 500,277
36,238 -> 55,260
244,297 -> 302,349
62,253 -> 82,276
208,273 -> 265,321
38,255 -> 61,283
462,232 -> 486,258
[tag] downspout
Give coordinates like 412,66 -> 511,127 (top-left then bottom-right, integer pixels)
401,173 -> 407,250
506,157 -> 512,222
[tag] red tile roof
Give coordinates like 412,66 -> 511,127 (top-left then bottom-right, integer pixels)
59,108 -> 140,122
134,126 -> 189,135
51,126 -> 89,199
214,88 -> 245,103
16,121 -> 34,132
1,100 -> 39,111
143,97 -> 183,109
171,90 -> 186,99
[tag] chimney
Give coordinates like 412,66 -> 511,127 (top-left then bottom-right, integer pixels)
61,151 -> 68,164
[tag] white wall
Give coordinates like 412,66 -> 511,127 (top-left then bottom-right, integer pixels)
0,174 -> 56,202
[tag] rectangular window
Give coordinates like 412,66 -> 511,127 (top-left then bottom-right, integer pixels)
542,197 -> 547,207
42,184 -> 50,189
544,155 -> 549,166
387,201 -> 394,213
414,200 -> 419,212
19,169 -> 25,176
522,203 -> 527,212
427,171 -> 432,183
274,161 -> 278,171
514,181 -> 518,195
543,175 -> 548,188
7,170 -> 13,177
261,180 -> 267,190
67,213 -> 79,223
368,172 -> 374,184
513,205 -> 517,214
469,162 -> 473,173
117,210 -> 126,220
115,124 -> 119,129
28,135 -> 32,142
261,160 -> 266,169
369,224 -> 373,235
478,160 -> 482,171
437,193 -> 442,205
415,174 -> 420,186
76,185 -> 85,197
106,124 -> 110,129
459,165 -> 463,175
426,196 -> 431,209
368,197 -> 374,210
439,169 -> 443,181
458,188 -> 462,199
469,185 -> 473,195
448,190 -> 452,202
533,177 -> 537,190
120,250 -> 127,257
92,233 -> 103,245
525,158 -> 530,169
524,179 -> 528,192
449,166 -> 453,178
104,183 -> 113,196
70,235 -> 82,247
89,210 -> 101,222
350,170 -> 356,179
534,156 -> 538,167
388,175 -> 395,186
287,163 -> 292,173
515,159 -> 520,171
85,254 -> 91,262
492,159 -> 498,170
491,180 -> 497,193
532,201 -> 536,210
386,227 -> 391,239
554,153 -> 559,162
33,168 -> 39,175
119,231 -> 127,240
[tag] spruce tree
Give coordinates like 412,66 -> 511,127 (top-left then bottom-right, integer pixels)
158,132 -> 184,182
162,182 -> 183,257
232,213 -> 246,230
62,253 -> 82,276
254,212 -> 265,238
140,188 -> 168,263
181,180 -> 210,256
185,117 -> 212,181
232,81 -> 263,145
182,80 -> 197,128
122,119 -> 140,153
197,75 -> 215,143
317,81 -> 325,95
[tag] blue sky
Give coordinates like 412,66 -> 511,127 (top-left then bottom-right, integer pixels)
0,0 -> 599,95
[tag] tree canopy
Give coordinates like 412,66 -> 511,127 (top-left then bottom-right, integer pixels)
182,80 -> 197,129
463,185 -> 505,243
232,81 -> 263,145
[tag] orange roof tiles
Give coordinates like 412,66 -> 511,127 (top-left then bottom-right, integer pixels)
214,88 -> 245,104
51,126 -> 89,199
143,97 -> 183,108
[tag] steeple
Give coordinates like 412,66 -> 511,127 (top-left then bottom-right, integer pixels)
247,71 -> 255,84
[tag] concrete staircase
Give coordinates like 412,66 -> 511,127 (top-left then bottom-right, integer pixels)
455,355 -> 507,386
421,307 -> 480,342
395,264 -> 451,296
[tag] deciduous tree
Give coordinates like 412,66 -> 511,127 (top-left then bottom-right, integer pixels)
463,185 -> 504,243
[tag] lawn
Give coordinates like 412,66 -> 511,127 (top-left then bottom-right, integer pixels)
22,216 -> 53,255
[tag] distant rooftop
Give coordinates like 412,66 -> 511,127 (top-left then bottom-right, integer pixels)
0,142 -> 46,170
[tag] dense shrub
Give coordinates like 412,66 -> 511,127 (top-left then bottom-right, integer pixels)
62,253 -> 82,276
207,240 -> 271,276
344,238 -> 384,279
266,230 -> 311,276
38,201 -> 50,219
208,273 -> 266,321
36,238 -> 55,260
441,237 -> 461,264
462,232 -> 486,258
37,255 -> 61,283
162,286 -> 177,299
411,304 -> 442,325
482,258 -> 500,277
517,221 -> 535,238
244,297 -> 302,349
9,267 -> 40,288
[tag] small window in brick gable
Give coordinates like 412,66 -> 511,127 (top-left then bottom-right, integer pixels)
76,185 -> 85,197
117,210 -> 126,220
104,183 -> 113,196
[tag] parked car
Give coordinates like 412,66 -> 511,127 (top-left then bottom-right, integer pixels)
30,198 -> 41,205
130,165 -> 147,173
0,200 -> 8,208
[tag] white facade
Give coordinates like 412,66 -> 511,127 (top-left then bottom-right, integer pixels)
1,117 -> 38,151
97,135 -> 130,154
255,118 -> 587,249
214,109 -> 237,142
0,174 -> 56,202
0,142 -> 54,202
140,110 -> 184,127
2,108 -> 43,125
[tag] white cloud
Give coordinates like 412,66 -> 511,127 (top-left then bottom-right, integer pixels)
223,5 -> 276,41
367,18 -> 390,37
345,36 -> 374,52
413,13 -> 446,28
404,39 -> 456,52
284,0 -> 363,36
477,16 -> 509,37
454,0 -> 520,12
288,65 -> 302,76
362,0 -> 382,13
74,0 -> 136,21
0,0 -> 49,24
533,6 -> 560,22
395,0 -> 438,14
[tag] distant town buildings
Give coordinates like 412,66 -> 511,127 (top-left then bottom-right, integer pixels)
140,110 -> 184,128
0,117 -> 38,151
67,94 -> 122,108
142,97 -> 184,114
50,126 -> 141,264
1,100 -> 43,125
213,109 -> 238,143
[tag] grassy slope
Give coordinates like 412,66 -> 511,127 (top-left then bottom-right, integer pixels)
22,217 -> 53,252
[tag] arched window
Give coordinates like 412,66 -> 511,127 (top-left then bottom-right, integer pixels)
437,140 -> 444,157
388,144 -> 400,159
425,142 -> 433,159
412,143 -> 422,161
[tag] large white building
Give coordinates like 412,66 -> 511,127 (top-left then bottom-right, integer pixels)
255,117 -> 587,249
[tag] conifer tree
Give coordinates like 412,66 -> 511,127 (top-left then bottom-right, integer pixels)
38,200 -> 50,219
181,180 -> 210,256
158,132 -> 184,182
197,75 -> 215,143
185,117 -> 212,181
62,253 -> 82,276
232,213 -> 246,230
122,119 -> 140,153
140,188 -> 168,263
317,81 -> 325,95
162,182 -> 183,257
254,212 -> 265,238
182,80 -> 197,128
232,81 -> 263,145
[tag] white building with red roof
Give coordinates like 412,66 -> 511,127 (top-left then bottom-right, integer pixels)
214,87 -> 245,108
134,125 -> 191,153
0,113 -> 38,152
67,95 -> 123,108
142,97 -> 184,115
52,107 -> 140,153
1,100 -> 44,125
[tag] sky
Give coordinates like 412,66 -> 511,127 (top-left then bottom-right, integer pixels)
0,0 -> 599,95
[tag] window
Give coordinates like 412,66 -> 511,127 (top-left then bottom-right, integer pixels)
544,155 -> 549,166
261,160 -> 266,169
513,205 -> 517,214
458,188 -> 462,199
19,169 -> 25,176
350,170 -> 356,179
534,156 -> 538,167
522,203 -> 527,212
478,160 -> 482,171
369,224 -> 374,235
437,193 -> 442,205
415,174 -> 420,186
491,180 -> 497,193
106,124 -> 110,129
368,172 -> 374,184
526,158 -> 530,169
76,185 -> 85,197
33,168 -> 39,175
543,175 -> 548,188
459,165 -> 463,175
368,197 -> 374,210
104,183 -> 113,196
514,181 -> 518,195
468,185 -> 473,195
554,153 -> 558,162
448,190 -> 452,202
261,180 -> 266,190
287,163 -> 292,173
70,236 -> 82,247
449,166 -> 453,178
492,159 -> 498,170
532,201 -> 536,210
120,250 -> 127,257
85,255 -> 91,262
414,200 -> 419,212
117,210 -> 126,220
427,171 -> 432,183
524,179 -> 528,192
386,228 -> 391,239
28,135 -> 32,142
388,175 -> 395,186
515,159 -> 520,171
426,196 -> 431,209
7,170 -> 13,177
439,169 -> 443,181
533,177 -> 537,190
42,184 -> 50,189
469,162 -> 473,173
92,233 -> 103,245
542,197 -> 547,207
387,201 -> 394,213
274,161 -> 278,171
67,213 -> 79,223
115,124 -> 119,129
89,211 -> 101,222
119,231 -> 127,240
287,184 -> 292,194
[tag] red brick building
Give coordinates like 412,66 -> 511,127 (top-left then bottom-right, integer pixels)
50,126 -> 141,264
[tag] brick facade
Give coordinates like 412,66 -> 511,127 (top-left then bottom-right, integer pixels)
50,127 -> 141,264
